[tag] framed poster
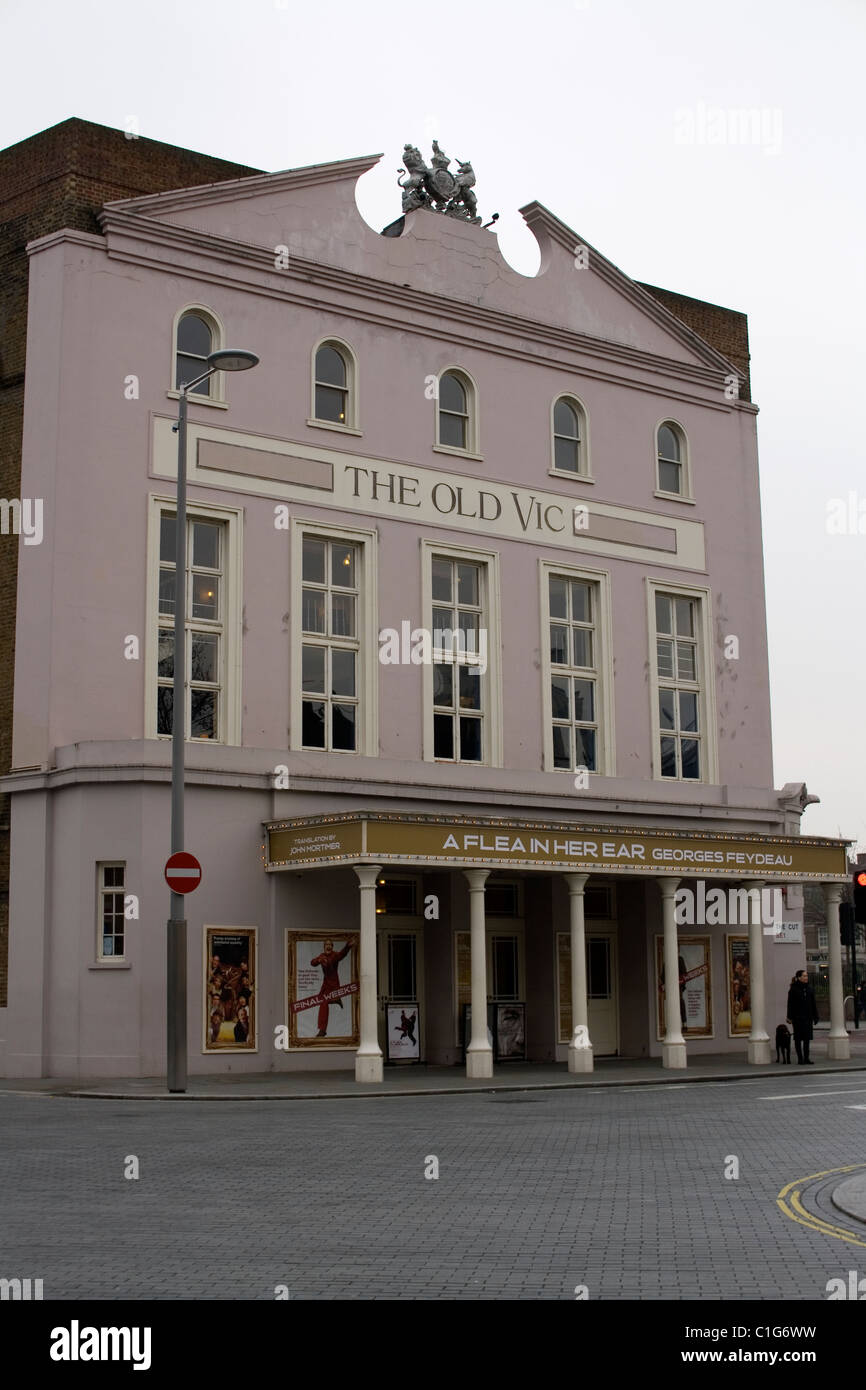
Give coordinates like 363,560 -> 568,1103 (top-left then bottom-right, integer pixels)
727,935 -> 751,1037
386,1003 -> 420,1061
655,935 -> 712,1039
204,928 -> 257,1052
495,1003 -> 526,1060
286,931 -> 359,1048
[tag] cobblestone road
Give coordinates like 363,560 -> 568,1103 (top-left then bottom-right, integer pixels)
2,1073 -> 866,1299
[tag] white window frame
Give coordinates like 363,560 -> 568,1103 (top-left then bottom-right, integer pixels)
145,495 -> 244,745
290,517 -> 378,756
433,365 -> 482,461
653,417 -> 694,502
168,304 -> 228,410
96,861 -> 127,963
549,393 -> 593,482
646,577 -> 719,783
421,539 -> 502,766
308,336 -> 362,435
540,560 -> 615,777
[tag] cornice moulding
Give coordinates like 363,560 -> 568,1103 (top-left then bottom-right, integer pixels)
100,153 -> 384,217
521,200 -> 739,378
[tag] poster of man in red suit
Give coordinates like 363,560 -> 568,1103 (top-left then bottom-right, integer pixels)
310,938 -> 352,1036
288,932 -> 360,1046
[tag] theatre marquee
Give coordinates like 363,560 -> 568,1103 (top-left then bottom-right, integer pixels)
263,814 -> 849,880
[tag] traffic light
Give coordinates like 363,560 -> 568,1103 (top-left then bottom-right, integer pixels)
854,871 -> 866,925
841,902 -> 855,947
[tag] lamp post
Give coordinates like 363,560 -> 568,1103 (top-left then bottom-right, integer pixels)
168,348 -> 259,1093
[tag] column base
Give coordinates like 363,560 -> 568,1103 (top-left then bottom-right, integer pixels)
827,1034 -> 851,1061
568,1044 -> 594,1073
747,1037 -> 772,1065
466,1047 -> 494,1080
662,1041 -> 687,1069
355,1052 -> 383,1084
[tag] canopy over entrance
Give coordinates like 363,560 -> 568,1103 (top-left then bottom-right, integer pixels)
263,812 -> 849,880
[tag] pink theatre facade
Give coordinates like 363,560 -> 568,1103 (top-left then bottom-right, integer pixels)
0,151 -> 850,1080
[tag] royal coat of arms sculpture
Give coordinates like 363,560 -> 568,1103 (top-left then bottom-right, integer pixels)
397,140 -> 481,223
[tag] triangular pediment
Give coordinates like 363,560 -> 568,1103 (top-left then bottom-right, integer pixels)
99,157 -> 739,380
517,202 -> 735,373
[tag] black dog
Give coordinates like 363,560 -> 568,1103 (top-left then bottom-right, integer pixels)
775,1023 -> 791,1063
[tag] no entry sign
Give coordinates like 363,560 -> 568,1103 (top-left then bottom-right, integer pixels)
165,851 -> 202,894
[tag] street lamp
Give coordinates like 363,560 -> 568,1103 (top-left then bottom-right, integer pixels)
168,347 -> 259,1093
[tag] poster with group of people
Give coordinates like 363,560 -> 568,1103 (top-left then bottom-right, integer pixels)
204,928 -> 256,1051
727,936 -> 751,1036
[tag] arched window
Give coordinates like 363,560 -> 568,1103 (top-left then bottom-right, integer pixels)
315,344 -> 348,423
437,370 -> 476,453
657,422 -> 686,495
552,397 -> 585,474
175,310 -> 218,397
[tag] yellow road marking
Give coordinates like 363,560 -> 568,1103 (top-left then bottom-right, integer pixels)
776,1164 -> 866,1247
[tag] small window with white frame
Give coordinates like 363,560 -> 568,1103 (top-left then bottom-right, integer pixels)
435,368 -> 479,456
173,307 -> 222,399
98,863 -> 126,960
656,420 -> 690,497
310,339 -> 358,431
551,395 -> 590,478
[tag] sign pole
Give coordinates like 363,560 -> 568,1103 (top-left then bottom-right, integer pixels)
167,385 -> 189,1094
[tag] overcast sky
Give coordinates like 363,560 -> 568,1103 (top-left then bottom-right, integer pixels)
3,0 -> 864,849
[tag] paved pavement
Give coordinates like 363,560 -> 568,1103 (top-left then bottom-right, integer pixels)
4,1029 -> 866,1101
2,1068 -> 866,1299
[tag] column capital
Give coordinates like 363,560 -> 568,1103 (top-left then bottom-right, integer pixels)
564,872 -> 589,895
823,883 -> 844,904
657,876 -> 680,899
737,878 -> 766,890
463,868 -> 490,891
354,864 -> 382,890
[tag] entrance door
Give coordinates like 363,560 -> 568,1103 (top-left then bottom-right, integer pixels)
377,929 -> 424,1059
586,931 -> 618,1056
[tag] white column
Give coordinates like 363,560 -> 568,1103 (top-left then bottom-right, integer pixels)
354,864 -> 383,1083
660,877 -> 686,1069
745,879 -> 771,1064
464,869 -> 493,1079
825,883 -> 850,1060
565,872 -> 593,1073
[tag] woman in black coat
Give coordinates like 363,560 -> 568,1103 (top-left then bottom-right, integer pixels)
786,969 -> 819,1064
